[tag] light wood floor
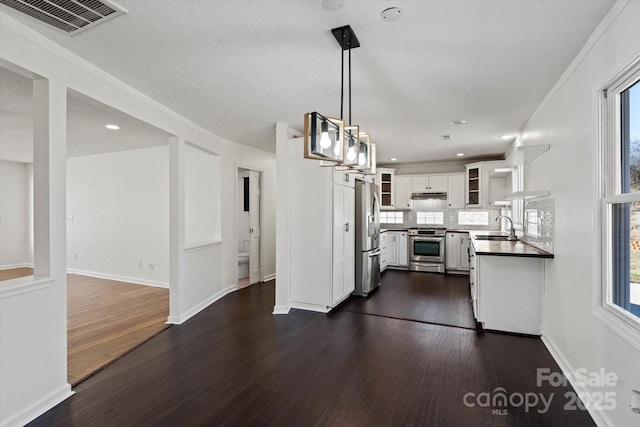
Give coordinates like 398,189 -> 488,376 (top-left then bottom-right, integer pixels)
0,266 -> 34,281
1,268 -> 169,385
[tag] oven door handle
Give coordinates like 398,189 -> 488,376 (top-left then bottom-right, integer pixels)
369,249 -> 382,257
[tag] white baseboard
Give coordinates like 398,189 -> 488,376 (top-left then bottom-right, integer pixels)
263,273 -> 276,282
272,304 -> 290,315
289,301 -> 331,314
541,331 -> 613,427
167,285 -> 236,325
66,268 -> 169,289
1,383 -> 73,427
0,263 -> 33,270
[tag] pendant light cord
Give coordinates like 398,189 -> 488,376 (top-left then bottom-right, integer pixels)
340,46 -> 344,122
348,45 -> 352,126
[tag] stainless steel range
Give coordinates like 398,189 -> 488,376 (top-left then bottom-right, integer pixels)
409,227 -> 446,273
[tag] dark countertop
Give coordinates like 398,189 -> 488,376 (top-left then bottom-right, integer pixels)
469,231 -> 554,258
380,228 -> 410,232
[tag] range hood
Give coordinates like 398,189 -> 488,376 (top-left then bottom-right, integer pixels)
411,192 -> 447,200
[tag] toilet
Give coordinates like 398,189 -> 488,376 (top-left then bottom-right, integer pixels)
238,252 -> 250,278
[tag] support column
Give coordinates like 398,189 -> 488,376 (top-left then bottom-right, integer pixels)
274,122 -> 291,314
168,135 -> 185,323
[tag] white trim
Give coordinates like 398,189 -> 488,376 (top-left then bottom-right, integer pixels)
263,273 -> 276,282
594,305 -> 640,352
166,285 -> 236,325
541,332 -> 613,427
0,276 -> 56,299
272,304 -> 291,315
289,301 -> 331,314
596,53 -> 640,350
0,276 -> 54,299
0,383 -> 73,427
0,263 -> 33,270
66,268 -> 169,289
183,241 -> 223,253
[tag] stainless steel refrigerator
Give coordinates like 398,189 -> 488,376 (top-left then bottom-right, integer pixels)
353,180 -> 381,296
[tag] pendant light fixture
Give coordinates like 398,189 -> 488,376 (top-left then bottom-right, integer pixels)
304,25 -> 375,173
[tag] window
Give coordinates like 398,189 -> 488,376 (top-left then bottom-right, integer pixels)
512,165 -> 524,228
600,57 -> 640,344
416,211 -> 444,225
380,211 -> 403,224
526,209 -> 539,237
458,211 -> 489,226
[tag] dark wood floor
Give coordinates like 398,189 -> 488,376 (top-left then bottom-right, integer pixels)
340,269 -> 476,329
29,274 -> 594,427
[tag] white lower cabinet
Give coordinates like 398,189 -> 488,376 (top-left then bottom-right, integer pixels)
381,231 -> 408,272
445,232 -> 470,273
470,244 -> 543,335
396,231 -> 408,267
380,232 -> 390,272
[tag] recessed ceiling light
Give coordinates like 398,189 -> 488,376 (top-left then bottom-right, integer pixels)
322,0 -> 344,11
450,120 -> 467,125
105,124 -> 120,130
500,134 -> 515,140
456,153 -> 465,157
381,7 -> 402,22
390,158 -> 398,161
440,135 -> 451,141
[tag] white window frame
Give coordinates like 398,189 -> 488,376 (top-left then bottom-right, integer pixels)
457,211 -> 489,226
596,55 -> 640,351
380,211 -> 403,224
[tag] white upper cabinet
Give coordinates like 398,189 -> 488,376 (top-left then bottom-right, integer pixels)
447,174 -> 465,209
411,174 -> 448,192
376,168 -> 396,209
465,162 -> 483,208
394,176 -> 412,209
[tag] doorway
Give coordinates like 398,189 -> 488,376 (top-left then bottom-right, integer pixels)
237,167 -> 261,288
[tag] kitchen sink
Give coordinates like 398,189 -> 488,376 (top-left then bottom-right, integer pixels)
474,235 -> 514,241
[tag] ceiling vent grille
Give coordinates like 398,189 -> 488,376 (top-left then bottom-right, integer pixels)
0,0 -> 127,35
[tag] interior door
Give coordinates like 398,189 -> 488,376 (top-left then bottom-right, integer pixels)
249,170 -> 261,284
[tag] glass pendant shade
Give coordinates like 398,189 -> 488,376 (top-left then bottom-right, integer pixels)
319,120 -> 332,149
303,112 -> 344,163
334,125 -> 361,169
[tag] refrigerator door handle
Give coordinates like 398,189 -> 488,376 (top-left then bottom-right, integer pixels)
369,249 -> 382,257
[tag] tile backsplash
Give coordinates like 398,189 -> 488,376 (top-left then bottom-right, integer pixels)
381,199 -> 502,231
522,197 -> 554,254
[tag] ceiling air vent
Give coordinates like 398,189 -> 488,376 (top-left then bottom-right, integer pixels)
0,0 -> 127,36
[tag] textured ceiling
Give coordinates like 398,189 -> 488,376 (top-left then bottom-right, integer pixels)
0,0 -> 615,164
0,66 -> 170,163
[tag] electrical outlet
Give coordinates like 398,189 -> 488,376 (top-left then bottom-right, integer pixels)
74,254 -> 78,260
148,262 -> 154,270
138,261 -> 143,268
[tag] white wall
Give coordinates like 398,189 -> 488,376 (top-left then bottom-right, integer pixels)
518,2 -> 640,425
184,143 -> 221,248
66,146 -> 169,287
0,12 -> 276,426
0,160 -> 31,268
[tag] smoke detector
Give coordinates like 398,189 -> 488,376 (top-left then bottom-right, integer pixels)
0,0 -> 127,35
322,0 -> 344,12
381,7 -> 402,22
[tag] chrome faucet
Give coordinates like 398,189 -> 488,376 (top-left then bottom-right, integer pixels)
495,215 -> 517,241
